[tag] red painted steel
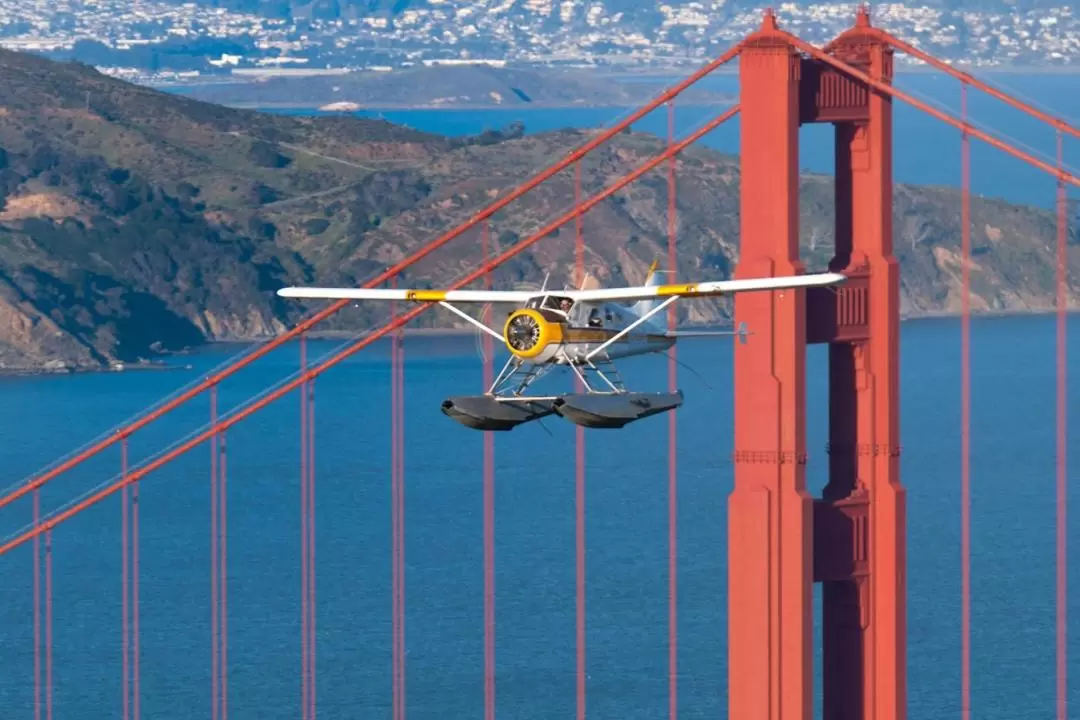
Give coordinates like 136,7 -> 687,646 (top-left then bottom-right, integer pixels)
212,386 -> 221,720
218,432 -> 227,720
392,296 -> 406,720
785,31 -> 1080,188
666,99 -> 679,720
482,220 -> 496,720
131,481 -> 139,702
397,330 -> 406,720
390,281 -> 402,720
0,42 -> 744,517
0,106 -> 739,559
301,341 -> 317,720
300,339 -> 309,720
730,18 -> 813,718
122,439 -> 131,720
828,18 -> 906,720
34,491 -> 41,720
734,11 -> 909,718
960,81 -> 972,720
45,532 -> 52,720
307,381 -> 317,720
877,33 -> 1080,139
1056,131 -> 1068,720
574,160 -> 587,720
575,162 -> 584,288
133,483 -> 141,720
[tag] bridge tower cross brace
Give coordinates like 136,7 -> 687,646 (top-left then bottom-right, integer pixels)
729,7 -> 906,720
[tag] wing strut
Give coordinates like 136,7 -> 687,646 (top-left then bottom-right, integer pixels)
438,301 -> 504,342
585,295 -> 680,361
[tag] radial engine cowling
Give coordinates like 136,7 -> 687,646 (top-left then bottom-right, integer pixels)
503,308 -> 564,363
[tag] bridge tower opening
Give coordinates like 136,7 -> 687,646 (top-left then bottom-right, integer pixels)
729,6 -> 906,719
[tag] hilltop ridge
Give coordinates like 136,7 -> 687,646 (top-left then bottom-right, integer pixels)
0,47 -> 1076,374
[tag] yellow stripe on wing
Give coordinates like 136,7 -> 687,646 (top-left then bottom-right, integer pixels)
655,283 -> 701,297
405,290 -> 448,302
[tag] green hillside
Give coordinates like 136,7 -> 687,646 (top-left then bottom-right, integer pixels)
0,48 -> 1075,373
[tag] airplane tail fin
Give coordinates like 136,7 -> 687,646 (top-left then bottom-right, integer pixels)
630,259 -> 667,329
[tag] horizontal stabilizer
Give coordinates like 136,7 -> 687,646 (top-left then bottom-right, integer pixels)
665,322 -> 750,344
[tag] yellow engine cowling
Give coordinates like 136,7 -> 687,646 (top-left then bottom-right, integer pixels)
503,308 -> 565,362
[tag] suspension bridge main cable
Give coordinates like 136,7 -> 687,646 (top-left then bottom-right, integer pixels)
786,33 -> 1080,188
0,105 -> 740,558
880,33 -> 1080,140
0,41 -> 745,516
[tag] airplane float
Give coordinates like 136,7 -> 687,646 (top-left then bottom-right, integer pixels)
277,263 -> 845,431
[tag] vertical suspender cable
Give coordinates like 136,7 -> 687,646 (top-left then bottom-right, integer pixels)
391,278 -> 404,720
131,449 -> 141,720
391,283 -> 398,720
122,438 -> 131,720
483,220 -> 496,720
212,387 -> 220,720
300,338 -> 309,720
1055,129 -> 1068,720
45,529 -> 53,720
133,473 -> 140,720
34,488 -> 41,720
666,99 -> 679,720
308,379 -> 317,720
959,81 -> 972,720
574,160 -> 587,720
397,293 -> 407,719
219,430 -> 228,720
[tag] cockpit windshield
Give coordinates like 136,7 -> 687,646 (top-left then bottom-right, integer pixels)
527,295 -> 574,315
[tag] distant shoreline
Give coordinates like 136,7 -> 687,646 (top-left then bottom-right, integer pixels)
216,100 -> 739,111
3,308 -> 1075,379
162,64 -> 1076,112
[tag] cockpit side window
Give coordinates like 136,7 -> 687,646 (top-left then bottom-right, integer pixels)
540,295 -> 573,314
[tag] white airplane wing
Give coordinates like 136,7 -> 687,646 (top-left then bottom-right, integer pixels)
560,271 -> 846,303
276,272 -> 845,304
276,287 -> 537,303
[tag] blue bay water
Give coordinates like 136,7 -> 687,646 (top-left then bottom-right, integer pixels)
265,72 -> 1080,210
0,70 -> 1077,718
0,315 -> 1079,718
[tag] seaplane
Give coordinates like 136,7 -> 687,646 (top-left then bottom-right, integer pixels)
276,263 -> 845,431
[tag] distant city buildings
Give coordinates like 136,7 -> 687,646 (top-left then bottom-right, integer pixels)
0,0 -> 1076,84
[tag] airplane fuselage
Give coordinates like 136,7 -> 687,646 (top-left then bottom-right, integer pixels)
548,325 -> 675,364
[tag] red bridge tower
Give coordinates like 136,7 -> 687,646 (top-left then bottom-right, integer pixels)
729,8 -> 906,719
